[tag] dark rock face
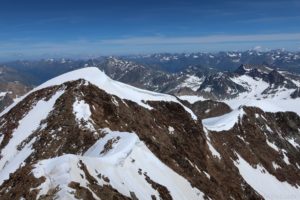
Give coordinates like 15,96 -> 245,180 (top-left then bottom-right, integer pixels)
266,70 -> 285,85
291,88 -> 300,98
248,68 -> 264,79
265,70 -> 296,89
197,73 -> 247,99
173,87 -> 197,96
181,99 -> 232,119
0,66 -> 32,112
234,65 -> 247,75
0,82 -> 31,112
262,70 -> 297,95
98,57 -> 190,93
0,95 -> 13,113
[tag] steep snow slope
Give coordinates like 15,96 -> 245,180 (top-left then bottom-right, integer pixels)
202,108 -> 244,131
235,154 -> 300,200
0,90 -> 64,185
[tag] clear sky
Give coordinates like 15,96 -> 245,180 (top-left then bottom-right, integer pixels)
0,0 -> 300,60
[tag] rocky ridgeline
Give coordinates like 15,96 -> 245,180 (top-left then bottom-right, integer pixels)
0,68 -> 299,199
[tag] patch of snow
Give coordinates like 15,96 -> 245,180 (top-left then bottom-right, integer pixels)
202,108 -> 244,132
111,96 -> 119,106
282,151 -> 290,165
205,109 -> 210,114
203,171 -> 210,179
265,125 -> 273,132
207,142 -> 221,159
168,126 -> 175,135
203,87 -> 212,93
73,99 -> 95,131
0,92 -> 7,97
287,138 -> 300,149
73,99 -> 92,122
227,52 -> 238,57
235,154 -> 300,200
177,95 -> 206,104
272,162 -> 281,170
179,75 -> 203,91
0,134 -> 3,144
266,140 -> 279,152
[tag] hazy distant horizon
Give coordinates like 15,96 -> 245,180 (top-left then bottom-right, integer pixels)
1,48 -> 299,63
1,0 -> 299,61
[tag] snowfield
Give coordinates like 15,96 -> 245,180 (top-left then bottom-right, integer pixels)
33,129 -> 205,200
235,154 -> 300,200
178,74 -> 300,115
202,108 -> 245,131
179,75 -> 204,91
225,75 -> 300,115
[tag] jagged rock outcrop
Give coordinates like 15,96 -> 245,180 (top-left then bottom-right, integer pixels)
291,88 -> 300,98
197,72 -> 247,99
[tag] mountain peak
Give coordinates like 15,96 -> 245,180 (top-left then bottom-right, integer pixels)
1,67 -> 197,120
1,66 -> 300,199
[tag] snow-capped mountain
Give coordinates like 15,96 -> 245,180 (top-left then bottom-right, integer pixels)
1,67 -> 300,199
1,53 -> 300,115
178,64 -> 300,115
126,50 -> 300,73
0,66 -> 31,112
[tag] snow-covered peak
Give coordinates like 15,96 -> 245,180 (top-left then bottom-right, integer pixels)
39,67 -> 196,118
1,67 -> 197,120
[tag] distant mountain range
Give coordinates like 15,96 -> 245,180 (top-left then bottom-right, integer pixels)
124,50 -> 300,73
0,50 -> 300,113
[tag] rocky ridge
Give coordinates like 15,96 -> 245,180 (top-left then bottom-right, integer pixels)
0,68 -> 300,199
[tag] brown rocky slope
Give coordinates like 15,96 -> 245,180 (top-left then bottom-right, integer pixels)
0,67 -> 299,200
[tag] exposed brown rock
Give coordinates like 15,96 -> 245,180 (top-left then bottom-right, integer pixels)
0,79 -> 299,200
181,99 -> 232,119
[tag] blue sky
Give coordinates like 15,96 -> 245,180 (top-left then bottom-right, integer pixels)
0,0 -> 300,60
